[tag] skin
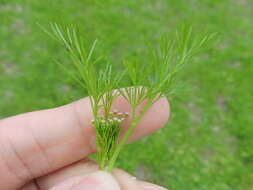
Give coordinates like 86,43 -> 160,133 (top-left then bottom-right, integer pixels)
0,95 -> 170,190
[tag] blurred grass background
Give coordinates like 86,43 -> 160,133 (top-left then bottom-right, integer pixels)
0,0 -> 253,189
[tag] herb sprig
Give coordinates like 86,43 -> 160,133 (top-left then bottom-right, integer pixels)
41,23 -> 214,172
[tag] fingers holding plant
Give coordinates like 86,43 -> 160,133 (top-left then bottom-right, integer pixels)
0,93 -> 169,189
0,21 -> 214,190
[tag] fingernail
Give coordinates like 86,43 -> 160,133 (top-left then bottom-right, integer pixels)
71,171 -> 120,190
138,181 -> 168,190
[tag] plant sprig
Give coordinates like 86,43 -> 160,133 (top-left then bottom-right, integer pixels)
41,23 -> 214,172
107,26 -> 215,171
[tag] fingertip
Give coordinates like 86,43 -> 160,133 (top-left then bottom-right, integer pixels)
50,171 -> 121,190
75,171 -> 120,190
143,97 -> 170,128
113,168 -> 139,189
113,169 -> 168,190
129,97 -> 170,141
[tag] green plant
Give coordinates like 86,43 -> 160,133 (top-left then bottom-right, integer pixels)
41,23 -> 214,172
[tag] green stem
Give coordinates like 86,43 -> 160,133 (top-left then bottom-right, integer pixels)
107,101 -> 154,172
99,153 -> 106,170
108,115 -> 139,172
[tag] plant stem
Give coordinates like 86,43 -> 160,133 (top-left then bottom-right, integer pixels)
108,115 -> 139,172
99,153 -> 106,170
108,100 -> 153,172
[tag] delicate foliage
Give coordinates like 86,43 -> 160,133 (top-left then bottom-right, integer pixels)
122,26 -> 215,106
40,23 -> 123,119
109,26 -> 215,171
41,23 -> 125,171
41,23 -> 214,172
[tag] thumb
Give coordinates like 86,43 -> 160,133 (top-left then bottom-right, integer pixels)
50,171 -> 121,190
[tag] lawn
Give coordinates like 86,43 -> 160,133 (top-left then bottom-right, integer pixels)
0,0 -> 253,189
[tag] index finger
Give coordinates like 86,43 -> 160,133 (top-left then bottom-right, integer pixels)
0,96 -> 169,190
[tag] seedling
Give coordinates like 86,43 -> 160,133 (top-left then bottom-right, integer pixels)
41,23 -> 214,172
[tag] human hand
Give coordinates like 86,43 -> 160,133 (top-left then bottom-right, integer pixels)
0,95 -> 169,190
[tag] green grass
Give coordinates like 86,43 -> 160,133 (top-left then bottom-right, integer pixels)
0,0 -> 253,189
